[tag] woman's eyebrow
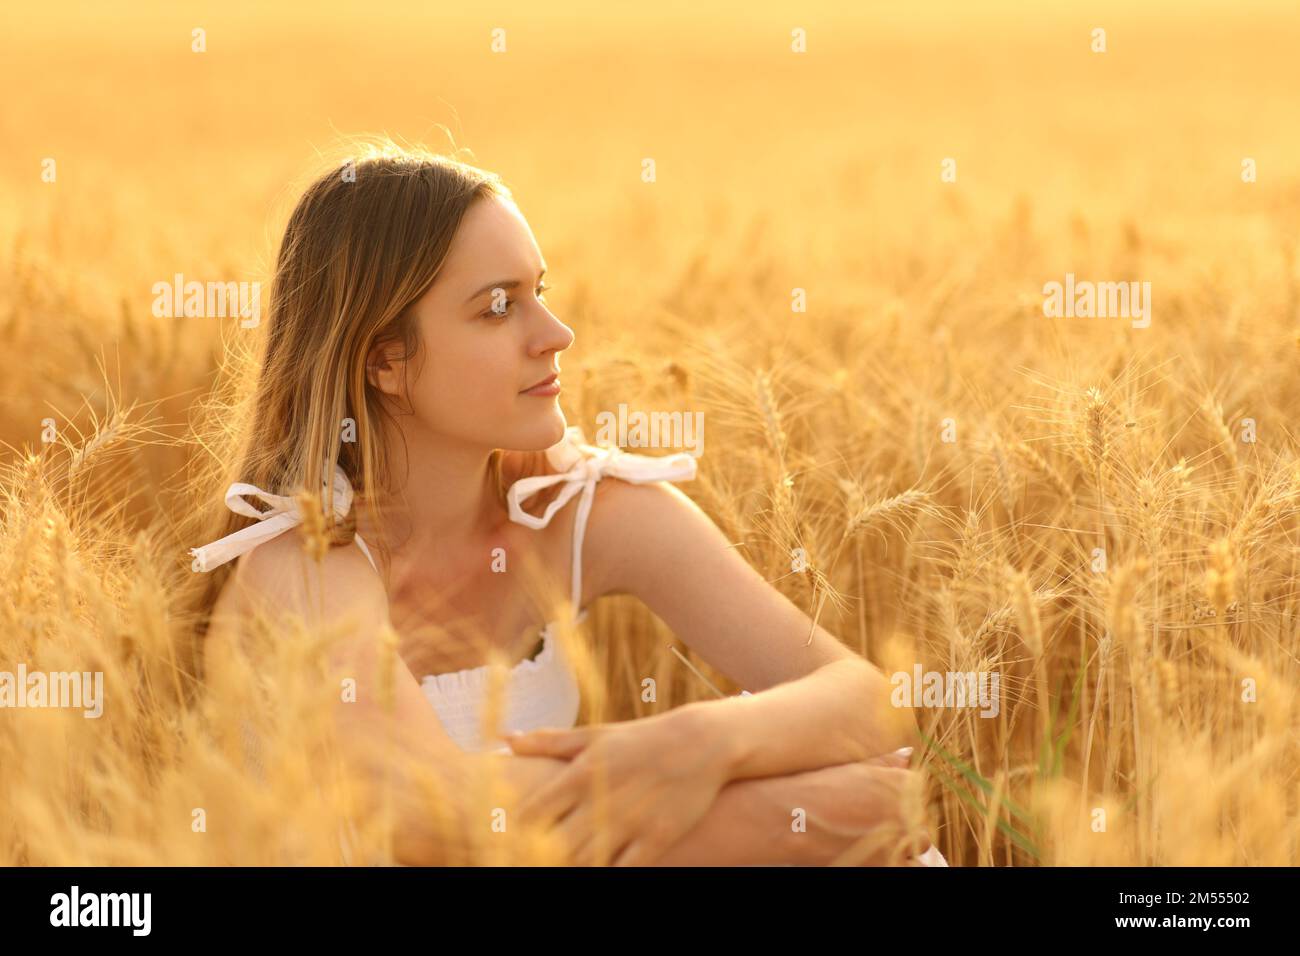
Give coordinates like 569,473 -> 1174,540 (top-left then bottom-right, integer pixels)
463,266 -> 547,305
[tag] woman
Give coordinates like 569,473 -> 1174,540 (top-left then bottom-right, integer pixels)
188,139 -> 947,867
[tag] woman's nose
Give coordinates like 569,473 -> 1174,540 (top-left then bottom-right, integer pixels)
535,308 -> 575,353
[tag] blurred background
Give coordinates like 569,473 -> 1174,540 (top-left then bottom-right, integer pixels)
0,0 -> 1297,866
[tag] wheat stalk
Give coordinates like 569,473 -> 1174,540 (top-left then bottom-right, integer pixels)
840,489 -> 936,545
1010,439 -> 1075,506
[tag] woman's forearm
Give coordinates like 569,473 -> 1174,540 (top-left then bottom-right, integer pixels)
652,769 -> 811,865
485,753 -> 808,866
653,758 -> 912,867
386,749 -> 910,867
678,658 -> 919,782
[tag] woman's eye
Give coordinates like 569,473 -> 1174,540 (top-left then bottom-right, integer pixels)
482,284 -> 550,319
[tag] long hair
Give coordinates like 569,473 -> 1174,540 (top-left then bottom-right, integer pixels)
180,137 -> 519,644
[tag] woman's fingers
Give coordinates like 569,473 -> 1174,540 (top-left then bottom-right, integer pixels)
554,809 -> 585,863
863,768 -> 935,865
612,838 -> 654,867
809,765 -> 932,865
504,727 -> 593,759
517,768 -> 583,829
558,802 -> 617,866
559,800 -> 645,866
559,807 -> 608,865
862,745 -> 915,770
864,751 -> 909,770
519,756 -> 628,864
887,766 -> 940,862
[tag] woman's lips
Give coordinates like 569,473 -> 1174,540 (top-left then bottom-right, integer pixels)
521,374 -> 560,396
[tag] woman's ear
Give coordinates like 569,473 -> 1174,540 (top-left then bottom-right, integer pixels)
365,340 -> 402,397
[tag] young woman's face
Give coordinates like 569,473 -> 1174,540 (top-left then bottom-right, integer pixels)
371,194 -> 575,452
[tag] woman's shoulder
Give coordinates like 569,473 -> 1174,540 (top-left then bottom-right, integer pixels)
497,432 -> 627,603
223,527 -> 387,628
511,430 -> 703,605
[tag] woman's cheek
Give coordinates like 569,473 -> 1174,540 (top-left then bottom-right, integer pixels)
418,364 -> 471,426
459,364 -> 515,419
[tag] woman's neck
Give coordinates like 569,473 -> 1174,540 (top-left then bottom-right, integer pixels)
354,433 -> 504,562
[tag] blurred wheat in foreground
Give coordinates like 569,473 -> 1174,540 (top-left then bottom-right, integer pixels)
2,0 -> 1299,865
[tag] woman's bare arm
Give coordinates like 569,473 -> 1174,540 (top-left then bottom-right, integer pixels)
584,479 -> 918,783
487,748 -> 921,867
228,535 -> 927,867
228,533 -> 578,865
653,754 -> 923,866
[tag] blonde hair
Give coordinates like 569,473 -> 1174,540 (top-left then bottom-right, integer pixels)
182,137 -> 519,641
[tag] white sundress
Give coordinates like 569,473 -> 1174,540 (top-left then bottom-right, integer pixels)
190,424 -> 948,866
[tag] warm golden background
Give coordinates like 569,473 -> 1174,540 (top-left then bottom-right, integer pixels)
1,0 -> 1297,865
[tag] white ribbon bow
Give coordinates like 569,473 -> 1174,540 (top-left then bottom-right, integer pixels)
506,426 -> 698,610
189,463 -> 354,573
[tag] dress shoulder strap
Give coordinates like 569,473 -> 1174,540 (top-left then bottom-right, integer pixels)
505,426 -> 699,620
189,463 -> 358,573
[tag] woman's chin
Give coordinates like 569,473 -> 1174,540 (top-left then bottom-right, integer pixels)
507,412 -> 568,451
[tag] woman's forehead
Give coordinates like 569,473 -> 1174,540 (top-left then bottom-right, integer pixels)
441,196 -> 543,286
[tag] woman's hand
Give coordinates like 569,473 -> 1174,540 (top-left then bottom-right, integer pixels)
788,751 -> 937,865
502,710 -> 734,866
642,745 -> 926,867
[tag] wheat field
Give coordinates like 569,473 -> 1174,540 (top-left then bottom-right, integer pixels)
1,0 -> 1297,866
